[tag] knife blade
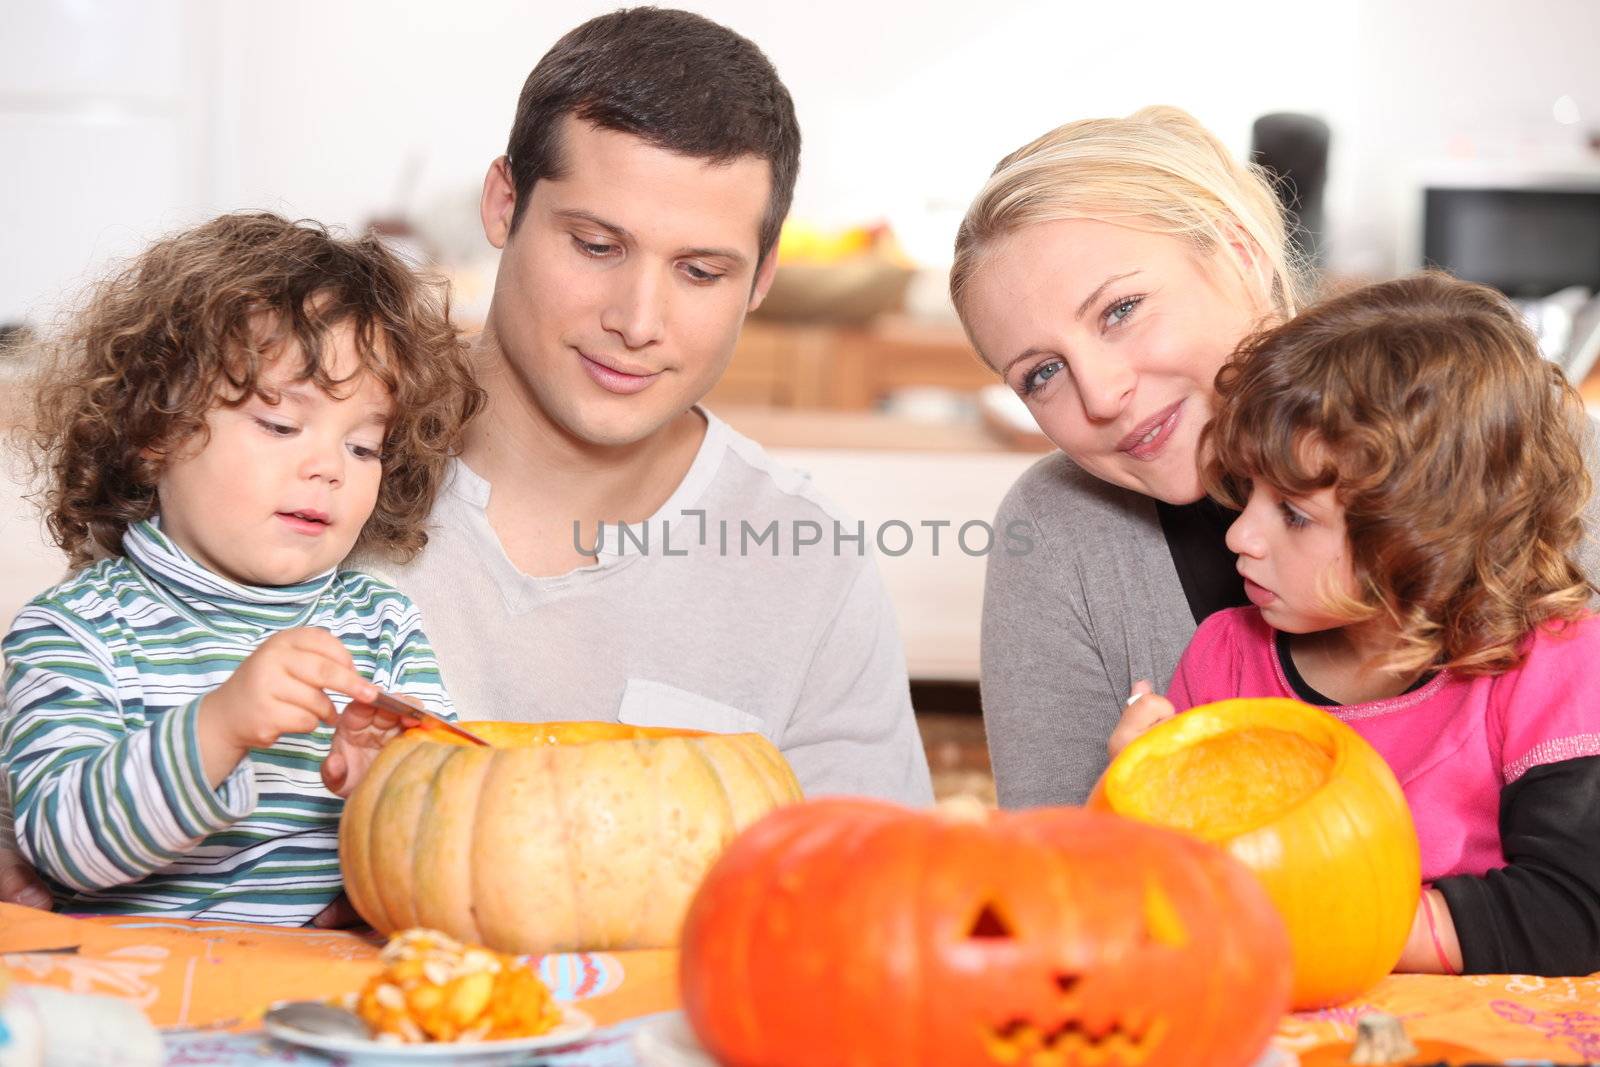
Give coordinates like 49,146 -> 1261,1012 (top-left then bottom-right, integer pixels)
364,690 -> 490,747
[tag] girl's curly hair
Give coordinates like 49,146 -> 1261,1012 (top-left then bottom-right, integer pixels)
27,211 -> 486,570
1201,271 -> 1595,676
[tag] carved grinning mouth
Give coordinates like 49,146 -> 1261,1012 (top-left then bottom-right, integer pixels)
984,1014 -> 1167,1065
963,902 -> 1169,1065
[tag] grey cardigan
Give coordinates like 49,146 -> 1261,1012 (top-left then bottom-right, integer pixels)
980,440 -> 1600,809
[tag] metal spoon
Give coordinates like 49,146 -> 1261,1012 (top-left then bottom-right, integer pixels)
263,999 -> 373,1041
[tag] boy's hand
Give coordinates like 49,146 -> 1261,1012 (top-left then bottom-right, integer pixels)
322,694 -> 421,797
310,891 -> 368,930
0,844 -> 52,910
198,628 -> 380,788
1108,680 -> 1176,759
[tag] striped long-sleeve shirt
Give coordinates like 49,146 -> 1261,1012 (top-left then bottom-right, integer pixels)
0,518 -> 453,923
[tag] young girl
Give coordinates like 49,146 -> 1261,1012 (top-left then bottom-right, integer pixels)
1112,272 -> 1600,977
1,212 -> 484,922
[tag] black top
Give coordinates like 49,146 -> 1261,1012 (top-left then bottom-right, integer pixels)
1274,630 -> 1433,704
1436,755 -> 1600,976
1158,499 -> 1600,976
1155,497 -> 1249,624
1279,634 -> 1600,974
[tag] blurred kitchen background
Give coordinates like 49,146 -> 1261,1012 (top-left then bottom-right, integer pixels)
5,0 -> 1600,801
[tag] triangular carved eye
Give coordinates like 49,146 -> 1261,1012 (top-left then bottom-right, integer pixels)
967,900 -> 1014,939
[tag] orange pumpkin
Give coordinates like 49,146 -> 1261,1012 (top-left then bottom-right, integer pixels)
1298,1039 -> 1488,1066
340,721 -> 802,954
680,798 -> 1293,1067
1090,698 -> 1421,1009
1298,1012 -> 1487,1065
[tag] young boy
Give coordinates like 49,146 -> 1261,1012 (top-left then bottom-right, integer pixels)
2,213 -> 482,921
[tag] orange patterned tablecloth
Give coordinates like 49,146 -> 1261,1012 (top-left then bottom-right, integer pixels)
3,903 -> 1599,1062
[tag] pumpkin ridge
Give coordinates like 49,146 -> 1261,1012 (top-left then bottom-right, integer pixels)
463,745 -> 495,944
546,743 -> 587,951
372,741 -> 453,931
632,741 -> 666,950
741,729 -> 801,800
686,737 -> 737,837
409,747 -> 457,933
1337,774 -> 1398,996
1187,834 -> 1253,1060
735,808 -> 816,1054
830,808 -> 920,1065
715,732 -> 775,814
904,814 -> 938,1067
340,732 -> 412,933
346,725 -> 800,954
635,738 -> 694,947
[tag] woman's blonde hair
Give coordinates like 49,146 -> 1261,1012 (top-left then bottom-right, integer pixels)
1203,272 -> 1594,677
950,106 -> 1309,339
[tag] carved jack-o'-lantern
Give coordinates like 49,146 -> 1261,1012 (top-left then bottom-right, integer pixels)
679,798 -> 1293,1067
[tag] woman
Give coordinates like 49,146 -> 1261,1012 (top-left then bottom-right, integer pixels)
950,106 -> 1600,807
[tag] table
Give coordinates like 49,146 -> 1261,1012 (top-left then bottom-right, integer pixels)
3,906 -> 1599,1064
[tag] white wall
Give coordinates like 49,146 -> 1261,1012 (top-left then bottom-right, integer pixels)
1,0 -> 212,324
4,0 -> 1599,323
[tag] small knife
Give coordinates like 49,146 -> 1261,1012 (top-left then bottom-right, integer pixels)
365,690 -> 491,747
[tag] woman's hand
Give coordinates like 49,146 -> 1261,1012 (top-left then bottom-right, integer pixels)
198,628 -> 380,788
1108,680 -> 1176,759
322,694 -> 421,798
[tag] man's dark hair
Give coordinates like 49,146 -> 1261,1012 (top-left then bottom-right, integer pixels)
505,7 -> 801,265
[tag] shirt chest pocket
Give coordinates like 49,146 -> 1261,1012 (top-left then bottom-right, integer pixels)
616,678 -> 771,742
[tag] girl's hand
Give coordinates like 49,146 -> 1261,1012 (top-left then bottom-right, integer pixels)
198,627 -> 380,788
1108,680 -> 1176,759
322,694 -> 421,797
1396,888 -> 1464,974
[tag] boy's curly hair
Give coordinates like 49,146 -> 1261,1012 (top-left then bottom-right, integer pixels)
1201,271 -> 1595,676
28,212 -> 486,569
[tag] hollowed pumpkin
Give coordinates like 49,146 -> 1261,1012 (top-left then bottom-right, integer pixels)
1090,698 -> 1421,1010
680,798 -> 1293,1067
340,721 -> 802,954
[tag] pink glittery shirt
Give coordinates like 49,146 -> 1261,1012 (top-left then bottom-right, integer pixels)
1168,607 -> 1600,882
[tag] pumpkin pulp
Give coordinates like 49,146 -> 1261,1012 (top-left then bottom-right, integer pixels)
1114,727 -> 1333,838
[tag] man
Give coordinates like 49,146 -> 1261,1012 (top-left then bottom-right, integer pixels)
0,6 -> 930,913
0,8 -> 934,915
371,7 -> 931,803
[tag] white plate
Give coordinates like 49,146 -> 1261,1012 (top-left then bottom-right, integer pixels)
632,1012 -> 1301,1067
632,1013 -> 716,1067
263,1004 -> 594,1065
